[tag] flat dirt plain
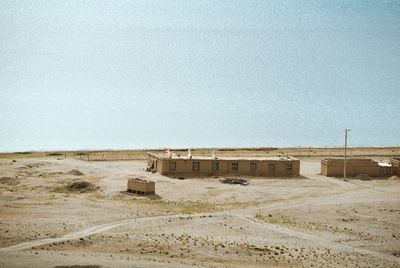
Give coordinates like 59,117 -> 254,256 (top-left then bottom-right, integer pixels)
0,149 -> 400,267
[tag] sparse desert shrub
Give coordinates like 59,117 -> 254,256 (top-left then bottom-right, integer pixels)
64,169 -> 84,176
52,180 -> 98,193
0,177 -> 20,186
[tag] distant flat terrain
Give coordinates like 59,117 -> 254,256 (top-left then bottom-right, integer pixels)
1,146 -> 399,160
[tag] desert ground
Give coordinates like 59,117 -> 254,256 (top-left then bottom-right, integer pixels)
0,150 -> 399,267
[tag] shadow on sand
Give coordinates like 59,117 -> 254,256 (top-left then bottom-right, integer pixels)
163,174 -> 309,180
120,191 -> 162,200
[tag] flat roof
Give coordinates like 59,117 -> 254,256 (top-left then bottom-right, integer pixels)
322,158 -> 373,160
148,153 -> 298,161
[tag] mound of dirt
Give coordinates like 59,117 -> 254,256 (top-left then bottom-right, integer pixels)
0,177 -> 20,186
64,169 -> 84,176
389,175 -> 400,181
355,174 -> 372,181
53,180 -> 98,193
67,181 -> 97,192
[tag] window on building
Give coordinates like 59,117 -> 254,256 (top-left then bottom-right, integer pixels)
232,163 -> 239,171
250,163 -> 257,171
169,162 -> 176,171
212,162 -> 219,172
286,164 -> 293,171
192,162 -> 200,171
269,163 -> 275,170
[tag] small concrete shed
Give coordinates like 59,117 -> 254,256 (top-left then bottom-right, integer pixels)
127,178 -> 155,195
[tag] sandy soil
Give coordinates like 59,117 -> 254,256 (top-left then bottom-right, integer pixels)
0,156 -> 399,267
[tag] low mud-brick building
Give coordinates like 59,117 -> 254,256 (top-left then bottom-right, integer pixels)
147,153 -> 300,177
321,158 -> 398,177
127,178 -> 155,195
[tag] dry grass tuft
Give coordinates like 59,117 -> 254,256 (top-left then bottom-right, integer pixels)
52,180 -> 98,193
0,177 -> 20,186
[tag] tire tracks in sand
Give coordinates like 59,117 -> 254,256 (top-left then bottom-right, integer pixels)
1,190 -> 398,264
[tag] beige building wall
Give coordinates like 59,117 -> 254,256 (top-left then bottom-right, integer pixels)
147,155 -> 164,173
148,154 -> 300,177
391,158 -> 400,175
127,178 -> 155,194
321,158 -> 392,177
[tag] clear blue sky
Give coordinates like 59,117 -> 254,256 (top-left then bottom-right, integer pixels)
1,1 -> 399,151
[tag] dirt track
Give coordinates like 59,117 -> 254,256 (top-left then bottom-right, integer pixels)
2,204 -> 398,263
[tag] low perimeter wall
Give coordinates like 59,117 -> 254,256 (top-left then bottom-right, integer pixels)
321,158 -> 393,177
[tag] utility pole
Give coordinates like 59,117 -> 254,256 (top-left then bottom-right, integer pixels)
344,129 -> 350,180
